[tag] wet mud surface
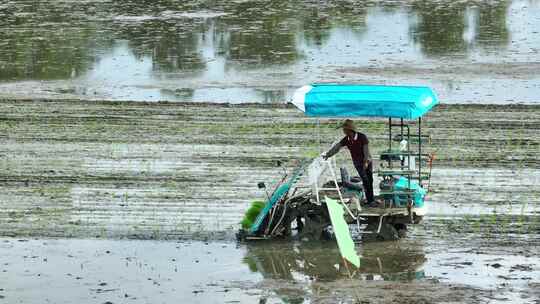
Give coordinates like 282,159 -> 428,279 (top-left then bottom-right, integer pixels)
0,0 -> 539,103
1,100 -> 539,239
0,100 -> 539,302
0,237 -> 538,303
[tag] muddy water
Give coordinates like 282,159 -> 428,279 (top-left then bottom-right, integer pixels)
0,0 -> 540,103
0,237 -> 539,303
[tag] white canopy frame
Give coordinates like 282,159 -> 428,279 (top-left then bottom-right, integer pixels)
307,156 -> 362,231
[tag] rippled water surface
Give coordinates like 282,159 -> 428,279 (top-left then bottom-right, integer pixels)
1,238 -> 539,303
1,0 -> 539,102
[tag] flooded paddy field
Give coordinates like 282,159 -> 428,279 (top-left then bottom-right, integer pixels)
1,237 -> 539,304
0,99 -> 539,303
1,100 -> 540,239
0,0 -> 540,103
2,0 -> 540,302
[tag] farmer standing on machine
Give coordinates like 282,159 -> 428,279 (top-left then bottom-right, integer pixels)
323,119 -> 374,205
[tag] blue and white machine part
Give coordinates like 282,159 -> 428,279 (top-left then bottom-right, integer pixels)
292,84 -> 438,119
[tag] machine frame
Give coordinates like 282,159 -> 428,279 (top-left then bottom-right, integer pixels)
239,84 -> 438,241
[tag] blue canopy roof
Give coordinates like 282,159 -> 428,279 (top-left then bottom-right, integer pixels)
292,84 -> 439,119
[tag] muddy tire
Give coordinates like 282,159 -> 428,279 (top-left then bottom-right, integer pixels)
278,202 -> 332,241
297,217 -> 328,240
394,223 -> 407,238
363,222 -> 399,241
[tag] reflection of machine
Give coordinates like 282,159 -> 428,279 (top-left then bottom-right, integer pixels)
238,84 -> 438,241
244,242 -> 426,283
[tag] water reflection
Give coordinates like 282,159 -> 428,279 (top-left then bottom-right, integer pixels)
220,1 -> 299,65
411,1 -> 511,55
300,1 -> 367,47
476,2 -> 510,47
411,1 -> 469,56
243,241 -> 426,303
0,0 -> 539,102
244,241 -> 426,282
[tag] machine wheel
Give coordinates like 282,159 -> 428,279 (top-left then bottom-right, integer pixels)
297,216 -> 330,240
394,223 -> 407,238
363,222 -> 399,241
278,202 -> 332,241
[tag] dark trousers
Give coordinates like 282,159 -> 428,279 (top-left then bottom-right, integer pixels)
354,161 -> 374,203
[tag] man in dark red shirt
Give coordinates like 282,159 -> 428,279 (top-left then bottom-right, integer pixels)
323,119 -> 374,204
